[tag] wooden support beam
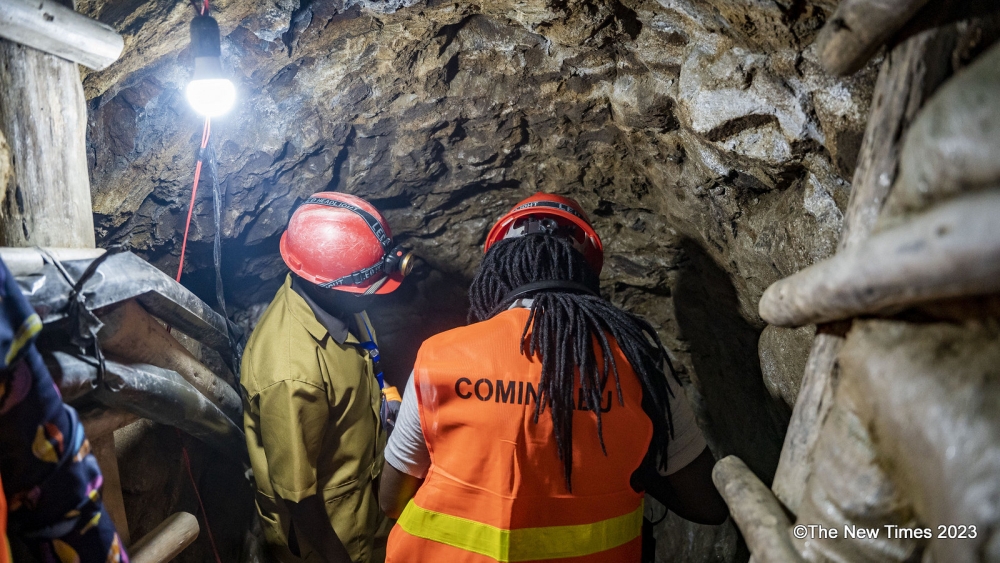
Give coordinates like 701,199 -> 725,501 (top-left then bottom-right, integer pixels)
815,0 -> 931,76
712,456 -> 803,563
0,1 -> 130,545
837,320 -> 1000,563
0,39 -> 95,248
80,409 -> 140,441
0,246 -> 105,276
768,325 -> 844,514
768,27 -> 958,514
130,512 -> 200,563
98,300 -> 243,423
882,41 -> 1000,224
0,0 -> 123,70
759,191 -> 1000,327
92,435 -> 130,546
836,30 -> 959,253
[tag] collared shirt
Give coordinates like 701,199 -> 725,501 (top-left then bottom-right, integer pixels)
241,274 -> 389,562
290,276 -> 351,345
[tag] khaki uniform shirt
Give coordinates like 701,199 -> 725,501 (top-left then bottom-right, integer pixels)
242,275 -> 389,562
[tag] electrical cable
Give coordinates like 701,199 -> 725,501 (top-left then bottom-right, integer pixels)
189,0 -> 208,15
207,144 -> 226,330
173,2 -> 226,560
174,113 -> 223,563
205,135 -> 245,382
176,429 -> 223,563
175,117 -> 211,282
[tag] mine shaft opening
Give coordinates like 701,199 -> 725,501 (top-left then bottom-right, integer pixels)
0,0 -> 998,562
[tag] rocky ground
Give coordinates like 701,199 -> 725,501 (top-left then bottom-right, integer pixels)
78,0 -> 878,560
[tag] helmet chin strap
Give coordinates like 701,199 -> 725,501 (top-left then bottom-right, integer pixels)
363,275 -> 389,295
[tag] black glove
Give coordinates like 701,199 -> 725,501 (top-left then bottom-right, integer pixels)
381,385 -> 402,434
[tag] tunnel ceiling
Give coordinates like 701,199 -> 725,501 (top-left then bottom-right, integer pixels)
80,0 -> 874,313
78,2 -> 877,555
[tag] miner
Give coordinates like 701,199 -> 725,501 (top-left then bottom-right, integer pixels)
241,192 -> 409,563
379,193 -> 727,561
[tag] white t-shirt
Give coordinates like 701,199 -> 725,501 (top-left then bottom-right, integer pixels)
384,306 -> 707,479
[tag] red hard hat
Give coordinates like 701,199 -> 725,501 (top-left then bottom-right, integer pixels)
485,192 -> 604,274
280,192 -> 404,294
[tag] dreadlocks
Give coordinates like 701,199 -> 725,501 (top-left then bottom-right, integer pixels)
469,234 -> 679,490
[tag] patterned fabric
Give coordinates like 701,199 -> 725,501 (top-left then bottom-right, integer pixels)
1,472 -> 10,563
0,258 -> 128,563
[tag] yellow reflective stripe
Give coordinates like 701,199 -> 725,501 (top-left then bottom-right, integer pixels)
5,314 -> 42,366
397,499 -> 643,561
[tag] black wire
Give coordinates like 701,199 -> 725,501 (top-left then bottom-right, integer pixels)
205,142 -> 226,321
41,246 -> 124,385
205,138 -> 244,382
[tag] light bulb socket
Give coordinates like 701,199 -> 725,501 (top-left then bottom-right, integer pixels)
186,15 -> 235,116
190,15 -> 222,59
192,55 -> 224,80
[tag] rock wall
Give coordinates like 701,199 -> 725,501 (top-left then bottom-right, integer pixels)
77,0 -> 878,560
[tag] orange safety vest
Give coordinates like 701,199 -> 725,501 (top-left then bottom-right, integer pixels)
386,308 -> 652,563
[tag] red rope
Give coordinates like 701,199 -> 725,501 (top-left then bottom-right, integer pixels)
175,117 -> 211,283
173,115 -> 223,563
177,430 -> 224,563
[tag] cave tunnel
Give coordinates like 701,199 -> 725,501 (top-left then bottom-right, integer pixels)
1,0 -> 999,561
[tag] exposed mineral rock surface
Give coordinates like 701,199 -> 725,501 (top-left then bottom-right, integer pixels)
78,0 -> 877,560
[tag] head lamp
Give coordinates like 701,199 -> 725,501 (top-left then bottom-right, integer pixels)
506,217 -> 587,255
384,246 -> 416,277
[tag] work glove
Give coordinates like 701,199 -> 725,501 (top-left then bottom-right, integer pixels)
381,385 -> 402,435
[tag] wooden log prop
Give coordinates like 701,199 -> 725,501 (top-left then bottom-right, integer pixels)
760,190 -> 1000,327
0,246 -> 105,276
815,0 -> 931,76
881,42 -> 1000,226
91,436 -> 130,545
837,320 -> 1000,563
0,40 -> 95,248
834,31 -> 958,253
768,28 -> 960,514
80,409 -> 140,441
769,326 -> 844,512
0,129 -> 10,208
0,0 -> 123,70
98,299 -> 243,423
790,398 -> 924,562
130,512 -> 200,563
0,0 -> 131,548
49,352 -> 249,465
712,456 -> 803,563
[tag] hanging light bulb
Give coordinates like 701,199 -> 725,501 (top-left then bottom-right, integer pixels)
186,15 -> 235,117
